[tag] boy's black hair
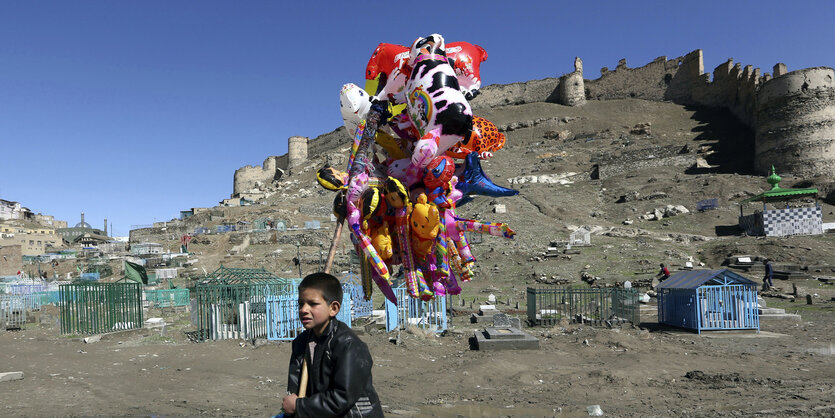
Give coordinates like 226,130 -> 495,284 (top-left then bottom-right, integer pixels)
299,272 -> 343,305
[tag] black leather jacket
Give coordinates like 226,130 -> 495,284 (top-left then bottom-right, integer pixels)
287,319 -> 384,418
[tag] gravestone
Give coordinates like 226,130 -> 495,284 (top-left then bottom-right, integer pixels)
493,313 -> 511,327
473,314 -> 539,351
471,304 -> 500,323
509,316 -> 522,329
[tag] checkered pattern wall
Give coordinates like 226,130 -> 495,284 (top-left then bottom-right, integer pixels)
763,206 -> 823,237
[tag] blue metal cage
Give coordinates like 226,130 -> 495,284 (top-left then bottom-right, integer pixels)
657,269 -> 759,333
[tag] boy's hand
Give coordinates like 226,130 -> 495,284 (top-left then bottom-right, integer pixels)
282,394 -> 298,414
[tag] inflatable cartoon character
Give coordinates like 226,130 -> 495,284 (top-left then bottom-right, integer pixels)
317,164 -> 348,191
369,223 -> 393,262
446,42 -> 488,100
365,43 -> 410,93
410,193 -> 440,258
366,41 -> 488,100
375,34 -> 474,169
446,116 -> 506,160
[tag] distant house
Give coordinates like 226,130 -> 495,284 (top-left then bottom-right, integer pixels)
130,242 -> 163,255
220,198 -> 242,207
0,222 -> 61,256
0,199 -> 26,221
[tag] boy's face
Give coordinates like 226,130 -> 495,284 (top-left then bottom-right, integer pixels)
298,288 -> 340,336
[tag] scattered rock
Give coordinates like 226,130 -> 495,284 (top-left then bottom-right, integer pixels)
664,205 -> 690,217
83,335 -> 101,344
617,191 -> 641,203
0,372 -> 24,383
630,122 -> 651,135
543,130 -> 572,140
642,191 -> 667,200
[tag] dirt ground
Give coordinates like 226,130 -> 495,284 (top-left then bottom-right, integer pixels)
2,296 -> 834,417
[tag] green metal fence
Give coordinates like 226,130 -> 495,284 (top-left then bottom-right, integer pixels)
193,265 -> 298,341
144,289 -> 190,308
59,281 -> 144,335
526,286 -> 640,326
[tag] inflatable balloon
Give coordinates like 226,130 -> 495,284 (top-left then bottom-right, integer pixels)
410,193 -> 440,258
365,41 -> 488,100
454,152 -> 519,199
322,34 -> 516,303
446,42 -> 488,100
340,83 -> 372,140
446,115 -> 506,160
374,34 -> 474,168
369,222 -> 393,262
317,164 -> 348,191
424,155 -> 455,190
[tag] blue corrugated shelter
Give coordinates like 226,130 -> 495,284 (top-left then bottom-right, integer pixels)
657,269 -> 759,333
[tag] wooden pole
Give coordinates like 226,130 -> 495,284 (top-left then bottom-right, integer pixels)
324,107 -> 383,274
298,359 -> 309,398
324,223 -> 342,274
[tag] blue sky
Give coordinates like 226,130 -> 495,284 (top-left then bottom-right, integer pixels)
1,1 -> 833,236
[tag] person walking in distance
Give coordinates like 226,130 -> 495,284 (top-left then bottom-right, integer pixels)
763,259 -> 774,290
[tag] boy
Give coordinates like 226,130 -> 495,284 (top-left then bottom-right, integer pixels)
282,273 -> 384,417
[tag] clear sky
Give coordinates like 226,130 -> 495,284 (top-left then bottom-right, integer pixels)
2,1 -> 833,237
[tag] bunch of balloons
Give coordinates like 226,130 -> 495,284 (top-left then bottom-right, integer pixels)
319,34 -> 517,303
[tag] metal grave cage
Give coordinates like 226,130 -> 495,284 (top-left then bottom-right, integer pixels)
59,281 -> 144,335
527,286 -> 639,326
193,265 -> 297,341
657,269 -> 759,333
342,271 -> 373,320
144,288 -> 190,308
1,296 -> 26,330
263,273 -> 366,341
385,286 -> 448,333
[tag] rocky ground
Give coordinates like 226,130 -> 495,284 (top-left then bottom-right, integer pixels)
171,98 -> 835,303
4,97 -> 835,416
1,300 -> 834,417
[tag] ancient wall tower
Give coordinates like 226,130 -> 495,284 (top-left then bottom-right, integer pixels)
558,57 -> 586,106
287,136 -> 309,174
755,66 -> 835,178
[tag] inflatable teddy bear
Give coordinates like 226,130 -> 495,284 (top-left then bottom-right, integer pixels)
409,193 -> 440,258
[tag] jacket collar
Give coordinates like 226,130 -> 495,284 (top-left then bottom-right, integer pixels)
309,317 -> 338,344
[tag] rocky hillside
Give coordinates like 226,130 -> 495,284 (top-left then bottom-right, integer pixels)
147,96 -> 835,304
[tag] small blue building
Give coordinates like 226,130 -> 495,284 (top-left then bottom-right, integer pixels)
657,269 -> 759,333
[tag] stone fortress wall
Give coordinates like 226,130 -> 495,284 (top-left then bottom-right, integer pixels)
472,49 -> 835,179
233,49 -> 835,196
232,155 -> 288,197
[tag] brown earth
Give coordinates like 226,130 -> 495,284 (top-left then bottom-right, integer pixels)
1,301 -> 834,417
5,98 -> 835,416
